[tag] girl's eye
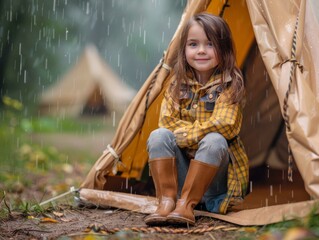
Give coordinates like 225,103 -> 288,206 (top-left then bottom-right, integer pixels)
208,42 -> 213,47
188,42 -> 197,47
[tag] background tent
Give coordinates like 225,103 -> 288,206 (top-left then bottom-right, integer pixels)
78,0 -> 319,225
39,45 -> 136,117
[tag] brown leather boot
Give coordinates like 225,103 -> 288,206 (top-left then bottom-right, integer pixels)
167,159 -> 218,225
144,157 -> 178,225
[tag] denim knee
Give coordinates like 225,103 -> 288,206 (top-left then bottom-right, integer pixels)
147,128 -> 175,159
196,132 -> 229,166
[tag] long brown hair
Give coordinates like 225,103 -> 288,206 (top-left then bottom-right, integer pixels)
170,13 -> 245,105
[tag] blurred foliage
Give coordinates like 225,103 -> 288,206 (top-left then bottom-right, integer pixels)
260,205 -> 319,238
0,95 -> 103,191
0,0 -> 186,112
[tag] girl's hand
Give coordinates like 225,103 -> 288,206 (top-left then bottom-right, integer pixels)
174,127 -> 189,148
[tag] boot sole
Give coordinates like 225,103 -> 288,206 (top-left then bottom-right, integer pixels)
167,215 -> 195,226
145,216 -> 168,226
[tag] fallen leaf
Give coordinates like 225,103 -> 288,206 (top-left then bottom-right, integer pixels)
241,227 -> 258,233
53,211 -> 64,217
60,217 -> 72,222
40,217 -> 59,223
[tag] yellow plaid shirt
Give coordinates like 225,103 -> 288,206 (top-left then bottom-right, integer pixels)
159,75 -> 249,214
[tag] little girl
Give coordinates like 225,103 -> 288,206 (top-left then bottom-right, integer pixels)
145,13 -> 249,226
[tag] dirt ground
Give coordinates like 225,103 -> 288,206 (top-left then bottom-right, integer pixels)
0,132 -> 254,240
0,205 -> 246,240
1,131 -> 314,239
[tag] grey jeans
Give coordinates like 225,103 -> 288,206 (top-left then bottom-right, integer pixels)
147,127 -> 229,213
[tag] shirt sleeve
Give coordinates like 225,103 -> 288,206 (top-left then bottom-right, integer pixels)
178,95 -> 243,148
158,92 -> 192,131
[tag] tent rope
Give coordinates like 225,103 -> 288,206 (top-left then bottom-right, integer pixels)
282,14 -> 303,182
105,144 -> 125,175
82,223 -> 239,235
219,0 -> 230,17
143,54 -> 171,123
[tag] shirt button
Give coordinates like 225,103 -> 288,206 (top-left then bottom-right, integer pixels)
192,104 -> 198,109
183,133 -> 187,137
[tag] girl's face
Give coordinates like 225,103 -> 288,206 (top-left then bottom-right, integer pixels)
185,22 -> 219,83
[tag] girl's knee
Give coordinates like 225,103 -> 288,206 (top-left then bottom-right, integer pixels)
147,128 -> 174,150
147,128 -> 177,160
149,128 -> 173,141
200,132 -> 228,151
197,133 -> 229,165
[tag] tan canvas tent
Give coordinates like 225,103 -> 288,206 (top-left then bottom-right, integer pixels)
78,0 -> 319,226
39,45 -> 136,117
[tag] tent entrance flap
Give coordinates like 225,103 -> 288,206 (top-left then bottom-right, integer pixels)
82,86 -> 108,115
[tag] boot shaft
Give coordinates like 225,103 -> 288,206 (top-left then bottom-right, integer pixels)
149,157 -> 178,200
180,159 -> 218,209
167,159 -> 219,225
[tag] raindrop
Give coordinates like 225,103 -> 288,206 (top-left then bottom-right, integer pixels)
256,111 -> 260,122
24,70 -> 27,83
65,28 -> 68,40
45,58 -> 48,70
53,0 -> 56,12
161,31 -> 165,43
122,17 -> 126,32
86,2 -> 90,14
275,195 -> 277,203
19,55 -> 22,75
143,30 -> 146,44
270,185 -> 273,196
19,43 -> 22,55
137,25 -> 142,38
291,190 -> 294,198
265,198 -> 268,207
125,177 -> 128,189
132,21 -> 135,33
112,111 -> 116,127
168,17 -> 171,29
250,181 -> 253,192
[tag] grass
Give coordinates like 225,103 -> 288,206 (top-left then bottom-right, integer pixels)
0,96 -> 113,170
0,96 -> 115,219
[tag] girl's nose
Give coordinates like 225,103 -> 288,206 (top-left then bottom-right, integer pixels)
198,45 -> 206,54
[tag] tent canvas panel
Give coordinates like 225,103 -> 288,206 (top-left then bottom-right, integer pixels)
246,0 -> 319,197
